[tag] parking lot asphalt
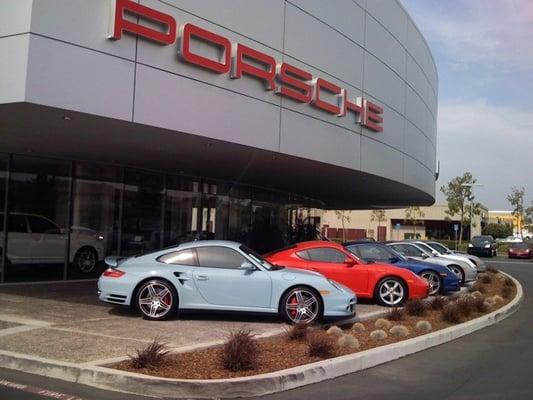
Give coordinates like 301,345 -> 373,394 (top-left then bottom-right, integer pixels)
0,280 -> 385,364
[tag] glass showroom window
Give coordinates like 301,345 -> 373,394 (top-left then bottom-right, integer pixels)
68,162 -> 122,279
122,170 -> 164,256
164,175 -> 200,246
228,185 -> 252,246
0,154 -> 7,283
6,156 -> 70,282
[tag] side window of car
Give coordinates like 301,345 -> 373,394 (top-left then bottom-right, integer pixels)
28,216 -> 60,234
296,250 -> 310,260
8,215 -> 28,233
196,246 -> 247,269
391,244 -> 417,257
307,248 -> 347,263
358,245 -> 390,261
157,249 -> 198,266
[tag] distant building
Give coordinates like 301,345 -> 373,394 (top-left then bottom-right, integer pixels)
489,211 -> 527,236
320,204 -> 489,242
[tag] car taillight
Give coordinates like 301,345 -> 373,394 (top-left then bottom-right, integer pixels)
103,268 -> 125,278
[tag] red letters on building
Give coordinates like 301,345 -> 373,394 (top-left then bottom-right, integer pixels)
275,63 -> 313,103
108,0 -> 383,132
231,44 -> 277,90
108,0 -> 176,45
179,23 -> 231,74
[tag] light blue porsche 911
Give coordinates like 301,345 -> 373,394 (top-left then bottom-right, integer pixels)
98,241 -> 356,324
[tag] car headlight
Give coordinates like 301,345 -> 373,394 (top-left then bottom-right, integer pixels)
484,244 -> 490,248
328,279 -> 344,292
468,244 -> 473,247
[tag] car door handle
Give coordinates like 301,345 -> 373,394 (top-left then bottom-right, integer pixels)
196,275 -> 209,280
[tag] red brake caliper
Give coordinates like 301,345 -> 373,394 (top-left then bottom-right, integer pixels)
289,294 -> 298,317
163,293 -> 170,306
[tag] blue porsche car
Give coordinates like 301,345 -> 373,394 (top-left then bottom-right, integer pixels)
98,240 -> 356,324
344,241 -> 461,295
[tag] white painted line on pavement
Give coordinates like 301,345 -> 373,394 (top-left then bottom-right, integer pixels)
0,325 -> 38,337
0,378 -> 85,400
0,315 -> 53,327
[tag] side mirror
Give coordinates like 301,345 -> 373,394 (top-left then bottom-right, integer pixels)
388,257 -> 400,263
421,253 -> 429,259
240,261 -> 256,271
344,258 -> 356,267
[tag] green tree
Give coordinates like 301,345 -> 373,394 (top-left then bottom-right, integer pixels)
334,210 -> 351,242
507,186 -> 525,238
404,206 -> 425,238
440,172 -> 481,245
525,203 -> 533,233
482,222 -> 513,239
370,209 -> 387,227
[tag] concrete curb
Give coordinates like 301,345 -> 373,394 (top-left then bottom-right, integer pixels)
0,272 -> 523,399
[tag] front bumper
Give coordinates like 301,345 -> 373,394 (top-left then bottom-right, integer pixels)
468,248 -> 493,257
323,291 -> 357,318
442,275 -> 461,292
408,279 -> 430,299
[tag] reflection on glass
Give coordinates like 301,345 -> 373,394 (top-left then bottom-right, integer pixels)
68,162 -> 122,279
164,176 -> 200,246
5,156 -> 70,282
122,170 -> 163,256
0,154 -> 6,282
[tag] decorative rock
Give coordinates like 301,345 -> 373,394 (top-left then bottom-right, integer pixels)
389,325 -> 410,338
369,329 -> 388,341
374,318 -> 392,330
351,322 -> 366,333
484,298 -> 496,308
337,334 -> 360,351
496,273 -> 506,281
326,326 -> 343,337
470,291 -> 483,299
415,320 -> 433,332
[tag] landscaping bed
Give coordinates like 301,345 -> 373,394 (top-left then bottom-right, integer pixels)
112,269 -> 516,380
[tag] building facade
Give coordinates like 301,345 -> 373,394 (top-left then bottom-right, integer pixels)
320,204 -> 489,242
0,0 -> 438,282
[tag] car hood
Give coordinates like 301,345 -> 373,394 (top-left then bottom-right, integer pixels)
278,267 -> 324,279
395,258 -> 444,270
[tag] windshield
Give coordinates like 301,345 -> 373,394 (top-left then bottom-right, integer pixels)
472,236 -> 492,246
427,242 -> 450,254
511,243 -> 529,248
239,245 -> 279,270
347,244 -> 405,263
416,242 -> 438,254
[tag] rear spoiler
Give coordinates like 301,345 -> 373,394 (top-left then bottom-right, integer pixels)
104,256 -> 128,268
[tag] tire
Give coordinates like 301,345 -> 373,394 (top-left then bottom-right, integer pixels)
135,279 -> 178,321
448,264 -> 465,285
279,286 -> 323,325
74,247 -> 97,273
374,277 -> 407,307
419,270 -> 442,296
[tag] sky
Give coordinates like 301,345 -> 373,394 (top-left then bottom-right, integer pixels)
401,0 -> 533,210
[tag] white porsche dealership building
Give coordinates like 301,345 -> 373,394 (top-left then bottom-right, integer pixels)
0,0 -> 438,283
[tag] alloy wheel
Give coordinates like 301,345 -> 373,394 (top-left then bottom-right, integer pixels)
420,271 -> 441,295
448,265 -> 463,282
284,289 -> 319,324
378,279 -> 405,306
138,281 -> 173,319
77,249 -> 96,273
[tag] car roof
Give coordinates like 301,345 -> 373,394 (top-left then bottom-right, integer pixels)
344,241 -> 386,246
292,240 -> 345,250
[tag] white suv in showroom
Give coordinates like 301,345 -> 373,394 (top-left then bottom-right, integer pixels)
0,212 -> 104,273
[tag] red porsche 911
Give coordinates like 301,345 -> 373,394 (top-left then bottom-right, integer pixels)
265,241 -> 429,307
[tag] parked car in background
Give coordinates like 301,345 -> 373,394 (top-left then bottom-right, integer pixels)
98,240 -> 356,324
423,241 -> 486,272
265,241 -> 429,307
0,212 -> 104,273
468,235 -> 497,257
387,242 -> 477,285
344,241 -> 461,295
411,241 -> 484,274
508,242 -> 532,259
498,235 -> 523,244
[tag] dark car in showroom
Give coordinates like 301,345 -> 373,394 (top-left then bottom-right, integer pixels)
468,235 -> 497,257
508,242 -> 532,259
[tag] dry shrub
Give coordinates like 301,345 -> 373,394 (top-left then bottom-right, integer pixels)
469,291 -> 483,299
480,274 -> 493,284
457,297 -> 473,318
374,318 -> 392,330
416,320 -> 433,332
430,296 -> 448,310
351,322 -> 366,333
471,296 -> 488,313
405,299 -> 427,316
369,329 -> 388,340
337,334 -> 360,351
307,330 -> 337,358
504,277 -> 514,287
387,307 -> 405,321
441,303 -> 461,324
129,339 -> 170,370
492,295 -> 504,304
222,329 -> 258,372
486,266 -> 499,274
389,325 -> 410,338
326,326 -> 343,337
502,286 -> 513,299
285,323 -> 309,341
469,282 -> 487,294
